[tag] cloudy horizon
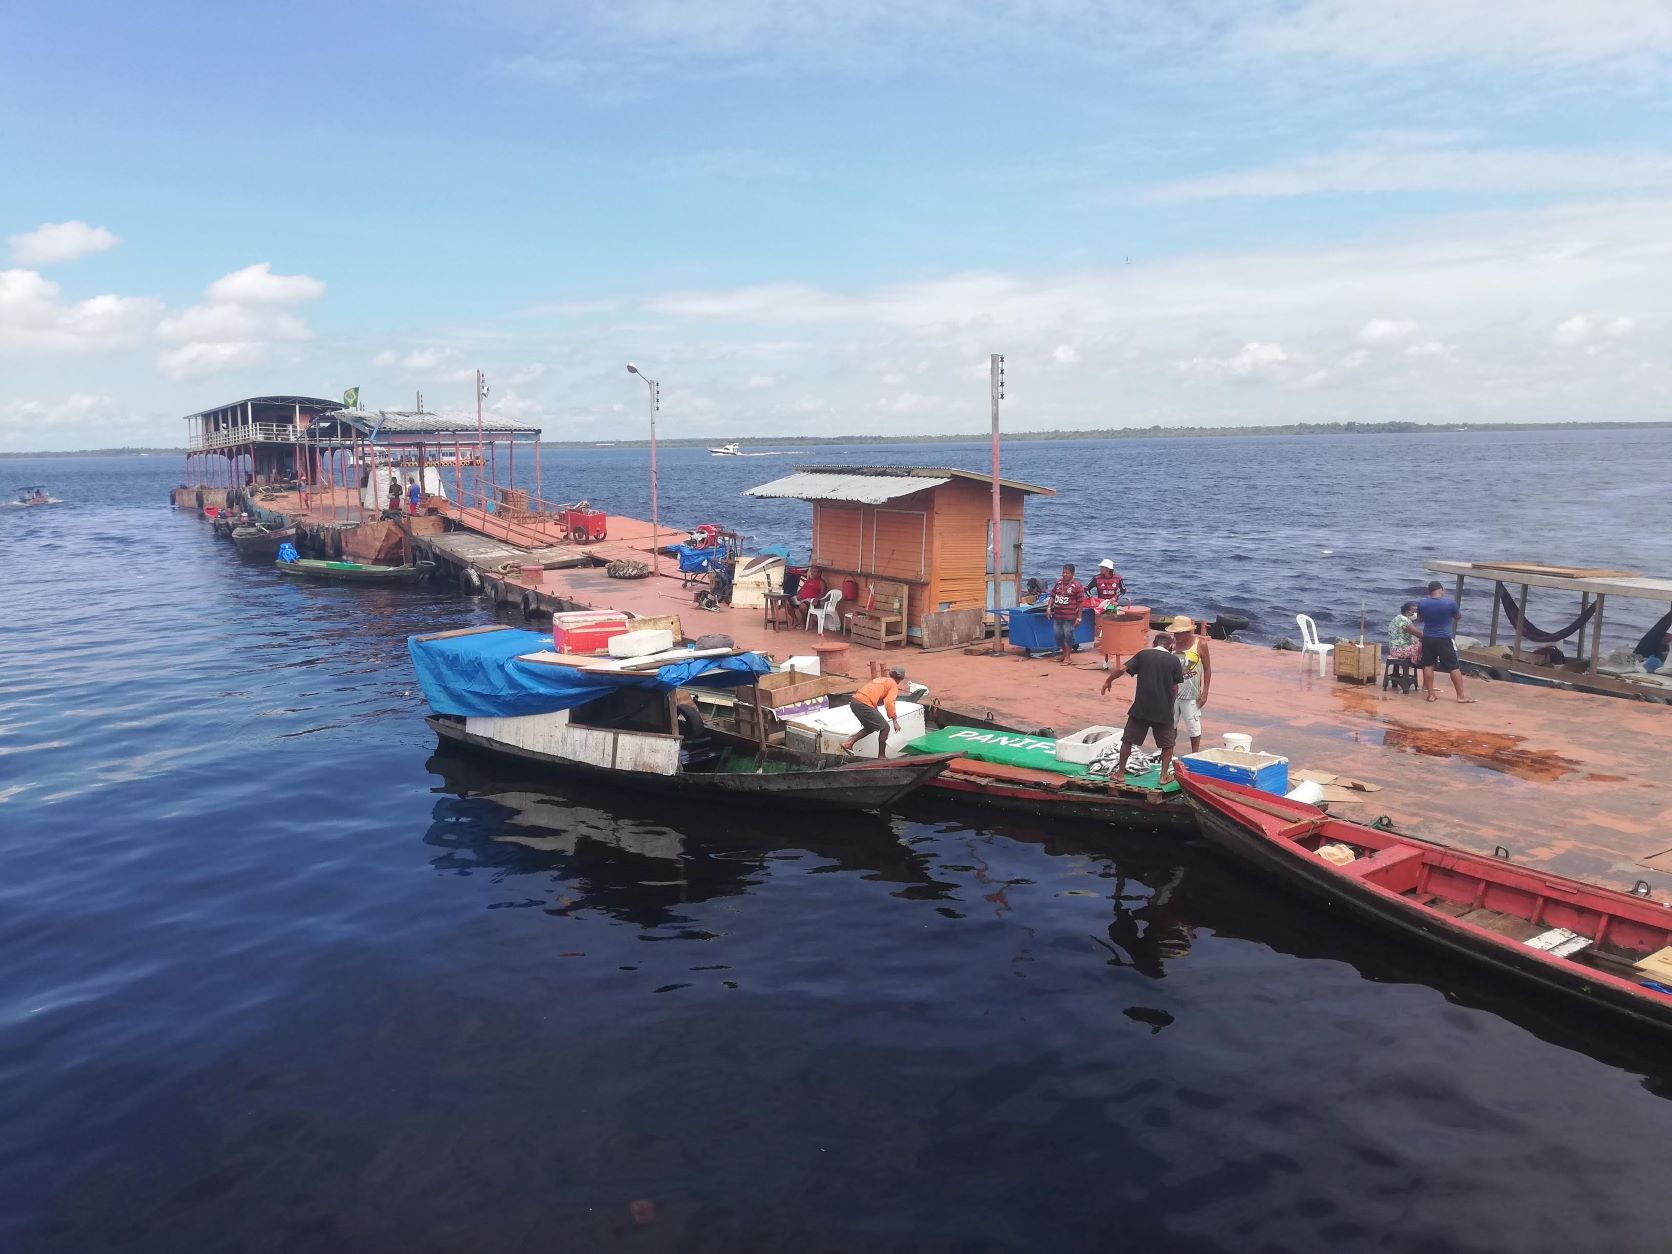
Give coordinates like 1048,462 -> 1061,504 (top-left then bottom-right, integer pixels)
4,0 -> 1670,451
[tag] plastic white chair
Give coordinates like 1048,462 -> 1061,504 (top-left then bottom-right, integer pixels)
808,588 -> 845,635
1295,614 -> 1334,677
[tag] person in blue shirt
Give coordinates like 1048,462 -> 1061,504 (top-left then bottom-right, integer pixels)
1415,581 -> 1476,703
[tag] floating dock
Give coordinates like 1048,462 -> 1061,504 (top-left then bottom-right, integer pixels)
175,476 -> 1672,900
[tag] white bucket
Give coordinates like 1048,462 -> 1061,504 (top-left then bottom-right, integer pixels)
1222,732 -> 1254,752
1285,779 -> 1325,805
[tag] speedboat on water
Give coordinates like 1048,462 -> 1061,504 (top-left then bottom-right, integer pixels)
709,442 -> 743,456
11,485 -> 54,507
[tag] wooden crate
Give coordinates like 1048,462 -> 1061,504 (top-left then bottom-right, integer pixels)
1334,640 -> 1382,684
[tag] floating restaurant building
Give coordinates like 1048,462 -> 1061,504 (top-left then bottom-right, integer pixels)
180,395 -> 543,511
746,466 -> 1053,649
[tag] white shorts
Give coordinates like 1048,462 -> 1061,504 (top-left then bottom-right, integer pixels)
1175,697 -> 1202,739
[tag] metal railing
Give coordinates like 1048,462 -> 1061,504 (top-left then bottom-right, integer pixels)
188,422 -> 300,450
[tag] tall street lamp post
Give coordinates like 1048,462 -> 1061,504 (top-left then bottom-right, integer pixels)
625,363 -> 661,576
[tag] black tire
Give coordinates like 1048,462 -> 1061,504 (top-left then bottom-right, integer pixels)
459,568 -> 482,596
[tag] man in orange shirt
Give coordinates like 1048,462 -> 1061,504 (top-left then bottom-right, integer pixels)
839,666 -> 908,756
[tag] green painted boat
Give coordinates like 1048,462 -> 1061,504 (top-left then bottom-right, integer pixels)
275,558 -> 435,584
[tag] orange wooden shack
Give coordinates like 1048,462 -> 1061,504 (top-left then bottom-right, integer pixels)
745,465 -> 1055,647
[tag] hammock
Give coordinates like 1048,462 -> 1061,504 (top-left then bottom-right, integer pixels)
1636,608 -> 1672,659
1495,585 -> 1599,644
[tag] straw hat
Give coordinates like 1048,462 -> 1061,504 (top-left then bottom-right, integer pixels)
1167,614 -> 1197,633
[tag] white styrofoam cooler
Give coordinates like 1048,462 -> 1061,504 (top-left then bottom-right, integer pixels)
783,700 -> 927,758
1054,725 -> 1122,765
607,628 -> 675,658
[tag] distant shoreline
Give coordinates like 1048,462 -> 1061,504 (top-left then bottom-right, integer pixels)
4,418 -> 1669,458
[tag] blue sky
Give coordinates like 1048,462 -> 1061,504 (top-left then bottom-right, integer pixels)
4,0 -> 1672,448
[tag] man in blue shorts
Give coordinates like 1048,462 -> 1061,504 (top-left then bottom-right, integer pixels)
1415,580 -> 1476,704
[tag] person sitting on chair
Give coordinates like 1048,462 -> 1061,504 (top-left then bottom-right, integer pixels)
793,567 -> 826,626
1387,601 -> 1422,665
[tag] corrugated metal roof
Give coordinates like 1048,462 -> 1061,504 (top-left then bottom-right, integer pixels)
182,396 -> 341,420
746,471 -> 953,503
330,408 -> 541,435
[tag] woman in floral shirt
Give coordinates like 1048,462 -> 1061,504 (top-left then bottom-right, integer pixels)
1387,601 -> 1422,663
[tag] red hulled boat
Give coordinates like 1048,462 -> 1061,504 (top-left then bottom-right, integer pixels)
1176,766 -> 1672,1034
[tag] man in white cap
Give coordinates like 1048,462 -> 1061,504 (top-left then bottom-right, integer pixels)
1090,558 -> 1125,603
1168,614 -> 1211,753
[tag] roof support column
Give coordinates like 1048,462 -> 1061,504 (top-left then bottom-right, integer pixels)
1589,595 -> 1605,676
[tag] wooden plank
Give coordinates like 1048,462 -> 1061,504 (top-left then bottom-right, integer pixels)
945,757 -> 1069,789
415,624 -> 515,643
921,607 -> 986,651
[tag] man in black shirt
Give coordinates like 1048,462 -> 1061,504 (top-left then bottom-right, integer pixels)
1101,631 -> 1185,785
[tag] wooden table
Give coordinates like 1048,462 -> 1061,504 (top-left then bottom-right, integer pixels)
763,591 -> 797,631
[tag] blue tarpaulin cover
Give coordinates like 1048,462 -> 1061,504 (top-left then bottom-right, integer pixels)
408,628 -> 772,718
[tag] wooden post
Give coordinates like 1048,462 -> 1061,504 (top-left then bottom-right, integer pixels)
1589,594 -> 1605,675
1454,573 -> 1464,605
1511,583 -> 1529,661
1576,593 -> 1590,666
750,682 -> 768,762
1488,580 -> 1501,646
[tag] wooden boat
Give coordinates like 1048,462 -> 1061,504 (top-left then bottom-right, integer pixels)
1177,766 -> 1672,1034
232,523 -> 294,558
905,723 -> 1193,832
430,715 -> 953,811
276,558 -> 435,583
410,627 -> 952,812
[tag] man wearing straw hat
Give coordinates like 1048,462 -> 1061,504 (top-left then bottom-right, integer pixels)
1167,615 -> 1212,754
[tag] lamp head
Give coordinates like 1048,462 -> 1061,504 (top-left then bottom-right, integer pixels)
626,363 -> 639,374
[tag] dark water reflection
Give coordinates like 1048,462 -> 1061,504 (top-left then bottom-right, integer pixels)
4,451 -> 1672,1252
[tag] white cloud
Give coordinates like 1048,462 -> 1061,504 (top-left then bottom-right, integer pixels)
1236,0 -> 1672,71
1143,139 -> 1672,203
1358,318 -> 1416,343
1182,342 -> 1292,379
744,373 -> 777,389
622,197 -> 1672,430
204,262 -> 325,306
155,262 -> 324,380
1552,313 -> 1638,346
0,268 -> 161,353
1052,344 -> 1081,365
9,221 -> 120,266
0,393 -> 151,452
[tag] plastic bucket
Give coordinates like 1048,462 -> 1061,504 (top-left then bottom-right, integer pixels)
1222,732 -> 1254,752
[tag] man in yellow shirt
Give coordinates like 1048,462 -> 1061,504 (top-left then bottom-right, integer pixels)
840,666 -> 907,756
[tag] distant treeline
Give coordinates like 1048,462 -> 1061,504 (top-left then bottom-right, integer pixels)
548,418 -> 1672,450
5,419 -> 1669,457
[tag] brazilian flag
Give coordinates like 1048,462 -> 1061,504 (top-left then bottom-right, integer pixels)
343,386 -> 361,409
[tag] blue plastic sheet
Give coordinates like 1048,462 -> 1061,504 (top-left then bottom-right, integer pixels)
408,628 -> 772,718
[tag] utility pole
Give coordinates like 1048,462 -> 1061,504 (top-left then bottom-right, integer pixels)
990,353 -> 1005,652
475,371 -> 489,503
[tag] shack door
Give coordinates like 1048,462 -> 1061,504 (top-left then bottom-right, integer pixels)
985,518 -> 1023,611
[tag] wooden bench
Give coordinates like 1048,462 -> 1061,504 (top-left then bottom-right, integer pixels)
848,580 -> 908,649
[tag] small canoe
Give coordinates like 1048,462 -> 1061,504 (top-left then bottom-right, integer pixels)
1177,765 -> 1672,1034
276,558 -> 435,584
232,524 -> 294,558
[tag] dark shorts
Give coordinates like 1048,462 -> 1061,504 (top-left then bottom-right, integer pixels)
1052,616 -> 1078,649
1420,636 -> 1459,673
851,701 -> 890,740
1123,715 -> 1177,751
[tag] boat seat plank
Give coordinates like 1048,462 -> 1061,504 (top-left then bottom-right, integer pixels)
945,758 -> 1069,790
1457,908 -> 1547,942
1525,927 -> 1593,958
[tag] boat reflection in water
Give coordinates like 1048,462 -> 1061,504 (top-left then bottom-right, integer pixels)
422,748 -> 955,926
423,749 -> 1672,1096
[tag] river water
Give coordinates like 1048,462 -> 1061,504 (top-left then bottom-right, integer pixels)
2,434 -> 1670,1253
